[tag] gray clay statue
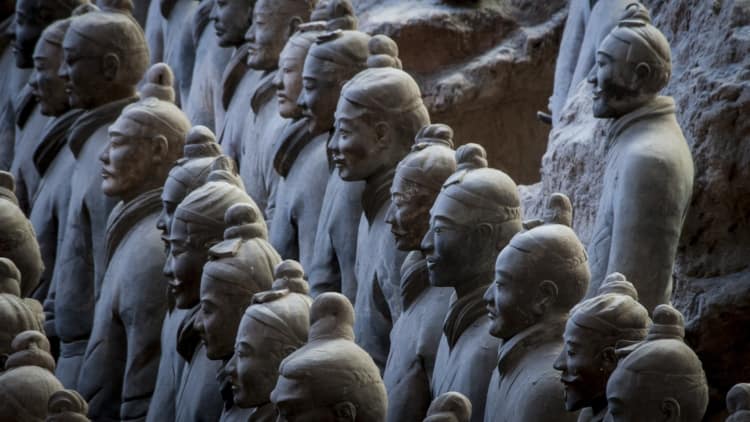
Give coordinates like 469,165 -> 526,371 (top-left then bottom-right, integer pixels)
553,273 -> 650,422
726,383 -> 750,422
483,221 -> 590,422
0,283 -> 45,369
224,259 -> 312,422
46,389 -> 91,422
0,330 -> 63,421
303,28 -> 370,304
196,202 -> 280,419
28,18 -> 84,303
423,143 -> 522,422
0,0 -> 17,171
147,124 -> 224,422
0,257 -> 22,296
48,10 -> 149,388
0,171 -> 44,297
237,0 -> 315,222
271,292 -> 387,422
166,175 -> 255,422
76,64 -> 191,421
332,34 -> 432,373
424,391 -> 473,422
382,123 -> 456,422
585,4 -> 694,314
605,304 -> 708,421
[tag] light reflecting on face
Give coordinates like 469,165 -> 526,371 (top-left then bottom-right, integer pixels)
100,117 -> 154,200
245,2 -> 292,70
483,247 -> 535,341
298,55 -> 340,135
589,36 -> 643,119
210,0 -> 253,47
274,43 -> 307,119
554,322 -> 611,412
329,99 -> 382,182
163,218 -> 208,309
385,177 -> 432,251
420,214 -> 473,288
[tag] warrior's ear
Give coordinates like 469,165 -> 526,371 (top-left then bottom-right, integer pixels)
660,397 -> 681,422
102,52 -> 121,81
333,401 -> 357,421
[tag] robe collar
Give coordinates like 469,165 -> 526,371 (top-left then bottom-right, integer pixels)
68,95 -> 138,157
272,117 -> 321,177
361,167 -> 394,225
250,69 -> 277,114
14,83 -> 37,129
104,187 -> 163,266
443,275 -> 492,350
496,314 -> 567,374
176,304 -> 203,361
608,96 -> 675,142
33,108 -> 84,175
400,250 -> 429,309
220,45 -> 250,110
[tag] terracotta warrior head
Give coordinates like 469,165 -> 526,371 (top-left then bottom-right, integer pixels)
309,0 -> 356,31
271,292 -> 387,421
227,259 -> 312,408
0,294 -> 44,368
0,331 -> 62,421
100,63 -> 190,203
244,0 -> 314,70
157,125 -> 223,239
330,35 -> 430,183
553,273 -> 650,414
0,172 -> 44,297
726,383 -> 750,422
30,18 -> 73,116
274,23 -> 325,119
421,144 -> 522,293
606,304 -> 708,422
297,29 -> 370,135
386,123 -> 456,251
13,0 -> 87,68
424,391 -> 472,422
46,389 -> 91,422
196,203 -> 280,360
60,11 -> 149,109
165,175 -> 255,309
209,0 -> 253,48
589,3 -> 671,118
483,223 -> 589,341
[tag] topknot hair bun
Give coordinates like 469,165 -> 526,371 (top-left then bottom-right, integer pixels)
367,34 -> 402,70
455,143 -> 488,171
223,203 -> 265,241
598,272 -> 639,300
5,330 -> 55,373
207,158 -> 245,190
72,3 -> 100,15
48,389 -> 90,422
620,2 -> 652,26
414,123 -> 454,149
425,391 -> 472,422
141,63 -> 175,103
647,304 -> 685,341
183,125 -> 222,159
272,259 -> 309,294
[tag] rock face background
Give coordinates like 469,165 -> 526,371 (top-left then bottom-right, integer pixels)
521,1 -> 750,420
355,0 -> 566,185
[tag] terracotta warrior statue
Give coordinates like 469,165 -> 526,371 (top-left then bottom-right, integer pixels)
0,330 -> 63,421
0,0 -> 16,170
75,64 -> 191,421
0,284 -> 44,369
329,34 -> 432,373
382,124 -> 456,421
304,28 -> 369,303
271,292 -> 387,421
605,304 -> 708,421
147,125 -> 224,422
28,17 -> 83,303
549,0 -> 632,123
196,203 -> 280,419
726,383 -> 750,422
237,0 -> 314,222
182,0 -> 232,131
424,143 -> 522,422
585,3 -> 694,314
166,175 -> 255,421
483,221 -> 589,422
225,259 -> 312,421
554,273 -> 651,422
3,0 -> 85,200
46,389 -> 91,422
424,392 -> 473,422
0,171 -> 44,296
47,10 -> 149,388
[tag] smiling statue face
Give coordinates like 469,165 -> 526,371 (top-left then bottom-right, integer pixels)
420,213 -> 476,288
298,55 -> 341,135
228,314 -> 286,408
30,40 -> 69,116
274,42 -> 307,119
483,247 -> 536,341
163,218 -> 209,309
100,116 -> 156,201
554,322 -> 611,412
329,99 -> 384,182
210,0 -> 253,47
385,176 -> 432,251
244,0 -> 292,70
196,276 -> 248,360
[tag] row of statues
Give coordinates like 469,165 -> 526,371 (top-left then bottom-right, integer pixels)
0,0 -> 733,420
